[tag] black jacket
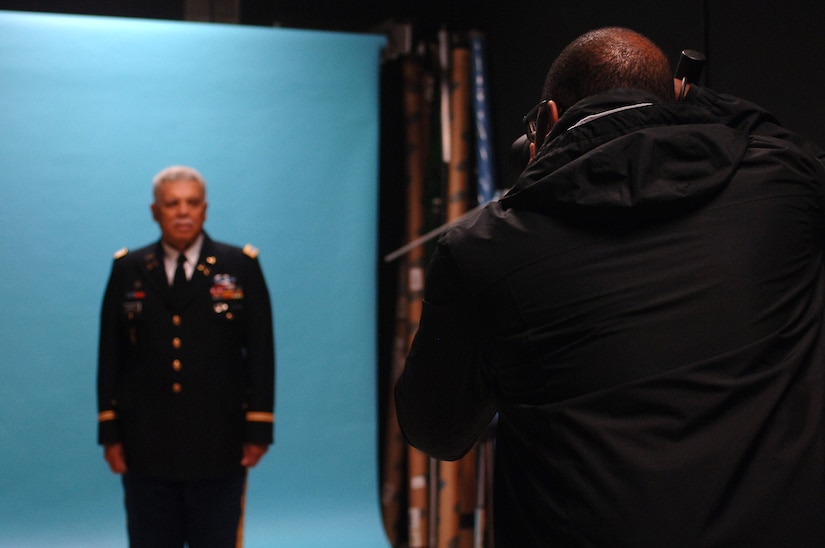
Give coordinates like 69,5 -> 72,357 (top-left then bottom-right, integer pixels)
396,87 -> 825,546
98,233 -> 275,480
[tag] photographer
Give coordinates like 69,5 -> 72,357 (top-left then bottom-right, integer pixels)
395,27 -> 825,546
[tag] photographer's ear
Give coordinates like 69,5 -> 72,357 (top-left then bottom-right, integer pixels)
547,99 -> 560,128
530,100 -> 560,162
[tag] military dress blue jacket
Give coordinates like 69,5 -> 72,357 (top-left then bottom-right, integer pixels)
98,232 -> 275,481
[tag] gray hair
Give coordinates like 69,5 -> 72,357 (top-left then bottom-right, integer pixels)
152,165 -> 207,200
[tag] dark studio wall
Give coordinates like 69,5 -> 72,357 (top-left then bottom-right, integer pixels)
705,0 -> 825,149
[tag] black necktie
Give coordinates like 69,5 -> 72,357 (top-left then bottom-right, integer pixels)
173,253 -> 187,292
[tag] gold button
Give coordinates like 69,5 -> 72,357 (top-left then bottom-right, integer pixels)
172,337 -> 181,349
172,359 -> 182,372
172,315 -> 181,326
172,382 -> 182,393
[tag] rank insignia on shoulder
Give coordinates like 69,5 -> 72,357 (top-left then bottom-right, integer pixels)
113,247 -> 128,259
243,244 -> 259,259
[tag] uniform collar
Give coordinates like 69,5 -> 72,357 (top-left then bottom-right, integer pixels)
161,232 -> 204,264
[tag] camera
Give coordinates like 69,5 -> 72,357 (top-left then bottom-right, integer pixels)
509,134 -> 532,186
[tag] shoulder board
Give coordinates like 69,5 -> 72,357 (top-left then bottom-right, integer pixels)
113,247 -> 129,260
243,244 -> 259,259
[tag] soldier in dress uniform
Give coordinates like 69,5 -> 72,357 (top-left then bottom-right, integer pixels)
97,165 -> 275,548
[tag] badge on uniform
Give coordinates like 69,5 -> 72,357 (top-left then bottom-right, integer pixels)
210,274 -> 244,300
123,283 -> 145,317
122,301 -> 143,316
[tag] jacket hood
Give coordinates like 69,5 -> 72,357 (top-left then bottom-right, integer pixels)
501,90 -> 749,225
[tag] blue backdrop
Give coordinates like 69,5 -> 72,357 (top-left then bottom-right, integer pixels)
0,10 -> 387,547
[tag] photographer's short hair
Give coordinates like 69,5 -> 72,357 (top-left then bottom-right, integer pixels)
542,27 -> 673,112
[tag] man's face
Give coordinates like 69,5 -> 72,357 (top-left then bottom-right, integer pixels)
151,178 -> 207,251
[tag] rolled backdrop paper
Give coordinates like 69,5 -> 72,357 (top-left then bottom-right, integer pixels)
401,56 -> 432,548
0,10 -> 387,547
